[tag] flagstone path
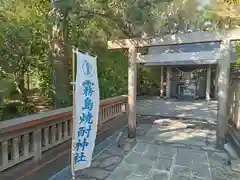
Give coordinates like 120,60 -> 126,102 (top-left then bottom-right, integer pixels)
75,116 -> 240,180
136,97 -> 218,123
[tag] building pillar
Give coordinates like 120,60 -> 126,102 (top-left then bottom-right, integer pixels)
216,39 -> 231,148
166,66 -> 171,98
160,66 -> 164,97
128,46 -> 137,138
214,65 -> 219,99
206,65 -> 211,101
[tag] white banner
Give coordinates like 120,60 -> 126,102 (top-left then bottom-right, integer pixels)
73,51 -> 99,170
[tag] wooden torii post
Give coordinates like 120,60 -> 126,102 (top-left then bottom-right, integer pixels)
108,29 -> 240,147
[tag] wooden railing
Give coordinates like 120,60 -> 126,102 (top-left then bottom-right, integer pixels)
0,95 -> 128,172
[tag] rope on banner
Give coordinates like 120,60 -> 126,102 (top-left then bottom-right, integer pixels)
70,44 -> 97,58
71,47 -> 77,180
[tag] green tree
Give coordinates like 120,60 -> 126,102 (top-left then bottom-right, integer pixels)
0,0 -> 214,120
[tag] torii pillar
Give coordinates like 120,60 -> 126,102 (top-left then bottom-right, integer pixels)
216,39 -> 231,148
108,41 -> 138,139
128,46 -> 137,138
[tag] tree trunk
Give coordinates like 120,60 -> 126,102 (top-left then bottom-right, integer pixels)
14,73 -> 28,103
19,77 -> 28,102
27,73 -> 30,90
0,95 -> 4,121
50,11 -> 71,108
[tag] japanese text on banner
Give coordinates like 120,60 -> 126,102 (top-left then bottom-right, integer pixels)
75,80 -> 94,163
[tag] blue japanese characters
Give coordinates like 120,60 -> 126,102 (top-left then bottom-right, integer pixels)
75,80 -> 95,164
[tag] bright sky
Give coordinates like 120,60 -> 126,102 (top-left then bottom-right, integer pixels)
198,0 -> 210,6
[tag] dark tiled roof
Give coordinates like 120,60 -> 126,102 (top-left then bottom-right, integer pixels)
149,41 -> 238,61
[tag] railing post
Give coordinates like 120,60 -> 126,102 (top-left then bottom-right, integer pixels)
125,100 -> 129,116
69,120 -> 72,136
12,137 -> 20,161
23,134 -> 30,157
121,102 -> 126,113
64,121 -> 69,139
51,125 -> 57,143
58,123 -> 63,141
33,129 -> 42,160
1,141 -> 8,167
43,128 -> 49,147
98,109 -> 103,128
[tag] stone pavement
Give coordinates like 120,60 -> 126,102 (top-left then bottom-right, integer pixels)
136,97 -> 218,123
74,116 -> 240,180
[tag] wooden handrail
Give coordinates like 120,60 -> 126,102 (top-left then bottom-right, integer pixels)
0,95 -> 128,172
0,95 -> 127,134
100,95 -> 127,107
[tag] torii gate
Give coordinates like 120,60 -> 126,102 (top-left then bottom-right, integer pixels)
108,29 -> 240,148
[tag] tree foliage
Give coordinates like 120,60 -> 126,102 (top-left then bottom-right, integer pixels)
0,0 -> 239,120
204,0 -> 240,29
